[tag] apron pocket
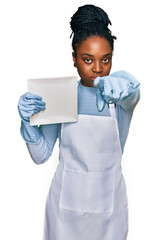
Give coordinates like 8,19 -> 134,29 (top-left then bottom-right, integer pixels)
59,168 -> 115,214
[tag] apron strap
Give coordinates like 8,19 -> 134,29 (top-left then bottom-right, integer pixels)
108,103 -> 116,118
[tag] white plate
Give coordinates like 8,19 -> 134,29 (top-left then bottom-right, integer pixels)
27,76 -> 78,126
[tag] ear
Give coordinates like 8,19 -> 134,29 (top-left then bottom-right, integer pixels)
72,52 -> 76,64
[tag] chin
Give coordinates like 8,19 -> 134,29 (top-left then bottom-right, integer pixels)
81,78 -> 95,87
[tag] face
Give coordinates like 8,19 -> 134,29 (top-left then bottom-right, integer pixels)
72,35 -> 113,87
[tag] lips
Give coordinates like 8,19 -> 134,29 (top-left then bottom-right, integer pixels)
91,76 -> 100,81
91,78 -> 96,81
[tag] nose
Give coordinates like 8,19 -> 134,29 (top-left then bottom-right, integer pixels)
92,61 -> 103,74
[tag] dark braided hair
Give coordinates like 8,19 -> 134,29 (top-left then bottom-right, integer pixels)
70,4 -> 116,55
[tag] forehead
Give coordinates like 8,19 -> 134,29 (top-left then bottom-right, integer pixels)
76,36 -> 112,55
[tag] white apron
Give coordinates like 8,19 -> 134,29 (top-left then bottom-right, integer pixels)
43,104 -> 128,240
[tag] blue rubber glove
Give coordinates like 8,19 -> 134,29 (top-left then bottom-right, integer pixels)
18,92 -> 46,144
18,92 -> 46,122
93,71 -> 140,112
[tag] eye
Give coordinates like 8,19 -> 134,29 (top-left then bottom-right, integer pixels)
84,58 -> 92,64
103,58 -> 110,63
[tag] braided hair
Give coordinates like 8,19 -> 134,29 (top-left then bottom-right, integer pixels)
70,4 -> 116,55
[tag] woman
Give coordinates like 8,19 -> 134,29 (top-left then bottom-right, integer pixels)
18,4 -> 140,240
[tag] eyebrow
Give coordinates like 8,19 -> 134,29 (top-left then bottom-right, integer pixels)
81,53 -> 112,57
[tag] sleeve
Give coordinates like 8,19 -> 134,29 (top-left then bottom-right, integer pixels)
26,123 -> 59,164
110,70 -> 140,113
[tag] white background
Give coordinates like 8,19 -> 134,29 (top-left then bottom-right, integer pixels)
0,0 -> 158,239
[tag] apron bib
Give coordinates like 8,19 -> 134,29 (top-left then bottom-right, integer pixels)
59,104 -> 123,214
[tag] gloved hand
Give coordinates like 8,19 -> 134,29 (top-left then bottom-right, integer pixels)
93,71 -> 140,112
18,92 -> 46,122
18,92 -> 46,144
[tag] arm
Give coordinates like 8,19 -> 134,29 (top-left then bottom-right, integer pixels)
18,92 -> 59,164
93,70 -> 140,112
26,123 -> 59,165
118,88 -> 140,113
110,71 -> 140,113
